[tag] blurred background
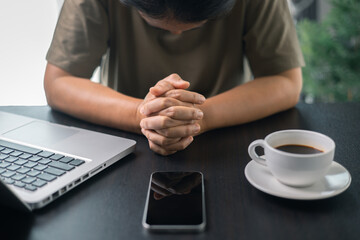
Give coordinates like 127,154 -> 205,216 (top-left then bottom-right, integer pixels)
0,0 -> 359,105
0,0 -> 98,106
292,0 -> 360,103
0,0 -> 60,106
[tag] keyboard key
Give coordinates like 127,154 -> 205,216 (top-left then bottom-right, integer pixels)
0,168 -> 6,174
19,153 -> 32,159
14,181 -> 25,188
25,185 -> 37,191
0,140 -> 42,155
14,159 -> 28,166
34,164 -> 47,171
39,158 -> 51,165
37,173 -> 56,182
24,162 -> 37,168
0,154 -> 8,160
10,151 -> 23,157
32,179 -> 47,188
49,161 -> 75,171
69,159 -> 85,166
17,167 -> 31,174
37,151 -> 54,158
12,174 -> 26,181
0,162 -> 11,168
0,146 -> 4,151
1,148 -> 13,154
27,170 -> 41,177
22,177 -> 36,184
50,154 -> 64,161
4,178 -> 14,184
59,156 -> 74,163
29,156 -> 42,162
7,164 -> 20,171
2,171 -> 15,178
44,167 -> 65,176
4,156 -> 18,163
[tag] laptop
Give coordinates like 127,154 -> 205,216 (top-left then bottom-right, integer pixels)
0,110 -> 136,211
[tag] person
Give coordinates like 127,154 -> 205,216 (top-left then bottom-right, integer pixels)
44,0 -> 304,155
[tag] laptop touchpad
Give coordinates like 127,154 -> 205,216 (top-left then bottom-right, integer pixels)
3,121 -> 78,147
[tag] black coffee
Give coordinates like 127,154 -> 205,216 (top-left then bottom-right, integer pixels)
275,144 -> 323,154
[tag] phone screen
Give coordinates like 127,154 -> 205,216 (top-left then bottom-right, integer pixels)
142,172 -> 205,231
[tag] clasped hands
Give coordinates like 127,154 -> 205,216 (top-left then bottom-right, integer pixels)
138,74 -> 206,156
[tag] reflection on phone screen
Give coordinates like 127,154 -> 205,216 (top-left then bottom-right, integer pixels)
146,172 -> 204,225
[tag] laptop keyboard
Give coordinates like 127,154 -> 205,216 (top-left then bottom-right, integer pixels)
0,139 -> 85,192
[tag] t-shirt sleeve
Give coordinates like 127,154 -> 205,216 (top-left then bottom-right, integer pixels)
243,0 -> 305,78
46,0 -> 109,78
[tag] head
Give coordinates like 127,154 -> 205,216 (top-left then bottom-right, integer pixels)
120,0 -> 236,34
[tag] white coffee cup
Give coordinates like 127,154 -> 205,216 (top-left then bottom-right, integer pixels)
248,130 -> 335,187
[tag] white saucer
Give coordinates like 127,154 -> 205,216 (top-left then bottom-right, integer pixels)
244,160 -> 351,200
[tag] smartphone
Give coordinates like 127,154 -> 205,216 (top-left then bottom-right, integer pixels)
142,171 -> 206,232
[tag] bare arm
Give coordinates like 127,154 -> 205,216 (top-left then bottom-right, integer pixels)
44,64 -> 201,137
199,68 -> 303,132
44,63 -> 145,133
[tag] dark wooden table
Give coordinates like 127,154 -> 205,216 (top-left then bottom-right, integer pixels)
0,103 -> 359,240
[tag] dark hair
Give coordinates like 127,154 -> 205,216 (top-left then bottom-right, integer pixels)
119,0 -> 236,23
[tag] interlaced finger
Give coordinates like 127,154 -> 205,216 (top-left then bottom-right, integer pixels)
163,89 -> 206,104
140,97 -> 194,116
141,128 -> 181,146
157,106 -> 203,121
155,124 -> 200,138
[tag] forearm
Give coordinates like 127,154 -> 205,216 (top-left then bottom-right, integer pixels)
199,68 -> 303,133
44,64 -> 142,133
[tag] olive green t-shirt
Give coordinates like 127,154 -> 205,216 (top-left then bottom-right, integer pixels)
46,0 -> 304,98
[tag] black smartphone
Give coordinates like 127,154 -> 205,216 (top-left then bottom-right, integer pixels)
142,171 -> 206,232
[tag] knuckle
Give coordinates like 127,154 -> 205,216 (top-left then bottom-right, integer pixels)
162,98 -> 174,108
141,129 -> 147,138
179,141 -> 188,150
169,73 -> 180,80
158,137 -> 166,146
149,141 -> 165,155
161,129 -> 171,137
158,148 -> 169,156
171,89 -> 180,94
157,82 -> 166,88
158,117 -> 166,127
140,105 -> 148,115
160,117 -> 170,127
148,140 -> 156,150
191,93 -> 197,102
166,89 -> 180,98
165,107 -> 176,117
146,132 -> 154,142
191,109 -> 197,119
159,136 -> 171,146
155,81 -> 170,91
140,119 -> 147,129
184,126 -> 193,135
155,80 -> 165,86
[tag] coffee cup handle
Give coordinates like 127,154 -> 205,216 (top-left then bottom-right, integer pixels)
248,139 -> 267,166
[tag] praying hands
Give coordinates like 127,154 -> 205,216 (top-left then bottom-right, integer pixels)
138,74 -> 206,155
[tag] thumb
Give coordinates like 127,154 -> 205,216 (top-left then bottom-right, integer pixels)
150,74 -> 190,96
